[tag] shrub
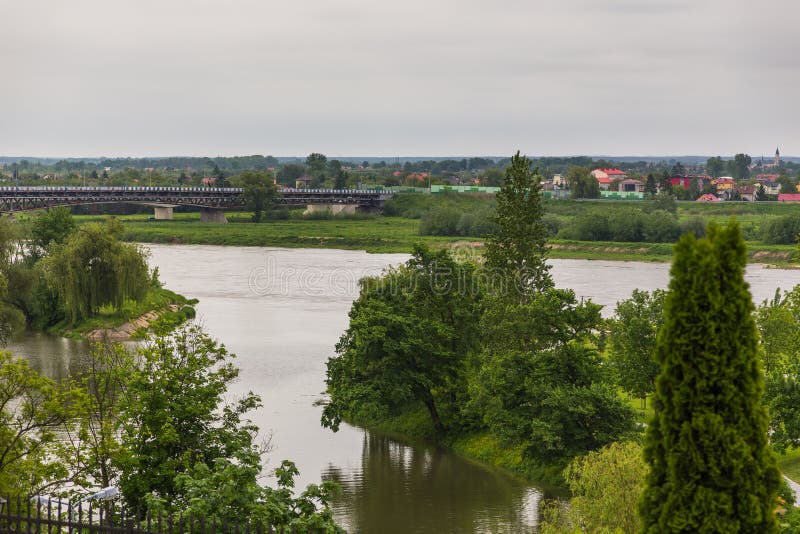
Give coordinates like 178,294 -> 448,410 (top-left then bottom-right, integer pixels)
540,214 -> 563,238
680,216 -> 706,238
642,210 -> 681,243
419,207 -> 461,236
608,208 -> 644,242
762,214 -> 800,244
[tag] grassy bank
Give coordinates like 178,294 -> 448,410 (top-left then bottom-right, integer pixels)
340,403 -> 569,488
73,201 -> 800,264
51,286 -> 197,340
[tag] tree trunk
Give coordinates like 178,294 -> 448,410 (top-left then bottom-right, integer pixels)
423,393 -> 445,434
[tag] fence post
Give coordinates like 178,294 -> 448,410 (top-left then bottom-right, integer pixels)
15,495 -> 22,533
25,495 -> 31,534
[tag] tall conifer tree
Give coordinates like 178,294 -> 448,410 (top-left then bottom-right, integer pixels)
639,222 -> 780,533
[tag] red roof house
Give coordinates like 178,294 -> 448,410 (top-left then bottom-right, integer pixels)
696,193 -> 722,202
778,193 -> 800,202
669,177 -> 692,189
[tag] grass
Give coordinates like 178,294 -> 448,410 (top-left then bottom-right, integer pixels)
51,286 -> 197,339
777,448 -> 800,484
72,199 -> 800,264
75,212 -> 468,253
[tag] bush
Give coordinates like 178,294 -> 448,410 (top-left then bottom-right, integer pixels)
419,207 -> 461,236
642,210 -> 681,243
608,208 -> 644,242
558,210 -> 610,241
680,216 -> 707,238
762,214 -> 800,244
540,214 -> 563,238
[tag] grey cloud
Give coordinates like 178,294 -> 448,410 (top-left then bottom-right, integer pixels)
1,0 -> 798,156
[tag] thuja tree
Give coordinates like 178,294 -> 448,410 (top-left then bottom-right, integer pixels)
43,218 -> 150,323
639,222 -> 780,533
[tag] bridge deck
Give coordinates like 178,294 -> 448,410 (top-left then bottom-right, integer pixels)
0,187 -> 391,212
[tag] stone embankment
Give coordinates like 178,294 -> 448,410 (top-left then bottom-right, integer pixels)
86,304 -> 180,341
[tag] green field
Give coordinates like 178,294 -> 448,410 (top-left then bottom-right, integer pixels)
70,198 -> 800,263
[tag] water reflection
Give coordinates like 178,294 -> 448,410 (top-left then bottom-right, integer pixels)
324,432 -> 541,534
6,333 -> 89,381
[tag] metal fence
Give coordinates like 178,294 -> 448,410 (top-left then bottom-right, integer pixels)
0,495 -> 301,534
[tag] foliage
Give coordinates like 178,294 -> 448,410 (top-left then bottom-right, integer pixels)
539,441 -> 647,533
558,208 -> 680,244
648,192 -> 677,214
322,244 -> 483,434
418,205 -> 497,237
0,352 -> 75,496
762,214 -> 800,244
607,289 -> 665,408
706,156 -> 724,178
484,151 -> 552,296
149,456 -> 342,533
640,222 -> 781,532
233,171 -> 276,223
43,219 -> 150,323
641,210 -> 681,243
62,342 -> 134,491
567,166 -> 600,199
30,207 -> 77,257
116,325 -> 260,514
472,288 -> 635,463
755,288 -> 800,453
730,153 -> 752,180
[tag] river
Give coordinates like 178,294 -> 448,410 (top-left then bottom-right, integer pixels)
10,246 -> 800,533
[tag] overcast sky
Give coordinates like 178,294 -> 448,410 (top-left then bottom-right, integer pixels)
2,0 -> 797,158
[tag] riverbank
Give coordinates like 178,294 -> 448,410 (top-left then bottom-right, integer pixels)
51,286 -> 197,340
74,212 -> 799,264
340,403 -> 569,489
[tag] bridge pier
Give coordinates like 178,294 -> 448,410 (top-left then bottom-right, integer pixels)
200,207 -> 228,223
304,204 -> 359,216
153,206 -> 174,220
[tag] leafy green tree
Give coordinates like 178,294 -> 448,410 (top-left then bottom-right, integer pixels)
755,289 -> 799,376
482,168 -> 504,187
607,289 -> 665,409
64,341 -> 134,492
322,244 -> 482,434
234,171 -> 276,222
567,165 -> 600,200
649,191 -> 677,214
755,287 -> 800,454
756,183 -> 769,201
43,219 -> 150,323
484,151 -> 551,296
276,163 -> 306,186
30,207 -> 77,257
539,441 -> 647,533
334,170 -> 348,189
670,162 -> 686,176
645,173 -> 658,195
116,325 -> 265,514
729,153 -> 752,180
306,153 -> 328,176
473,289 -> 635,463
706,156 -> 724,178
639,222 -> 780,532
0,352 -> 76,496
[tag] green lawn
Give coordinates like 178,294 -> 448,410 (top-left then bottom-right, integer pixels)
777,448 -> 800,483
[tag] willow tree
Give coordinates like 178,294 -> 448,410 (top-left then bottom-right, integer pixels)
44,219 -> 150,323
639,222 -> 780,533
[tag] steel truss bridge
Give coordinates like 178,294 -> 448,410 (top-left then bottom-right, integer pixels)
0,187 -> 391,213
